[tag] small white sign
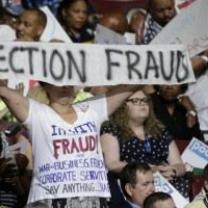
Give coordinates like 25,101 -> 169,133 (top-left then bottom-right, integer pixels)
182,137 -> 208,169
154,172 -> 189,208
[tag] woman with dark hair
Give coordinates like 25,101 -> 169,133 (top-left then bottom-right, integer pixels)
150,84 -> 203,141
101,89 -> 189,199
58,0 -> 94,43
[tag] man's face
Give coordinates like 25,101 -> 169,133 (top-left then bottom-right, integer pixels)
154,198 -> 177,208
16,11 -> 43,41
159,85 -> 181,101
150,0 -> 176,26
129,170 -> 155,206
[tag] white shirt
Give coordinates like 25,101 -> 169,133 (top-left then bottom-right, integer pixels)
24,97 -> 110,204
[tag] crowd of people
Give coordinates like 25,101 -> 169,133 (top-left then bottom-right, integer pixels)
0,0 -> 208,208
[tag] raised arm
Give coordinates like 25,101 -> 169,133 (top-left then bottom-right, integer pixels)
191,49 -> 208,76
0,80 -> 29,122
106,85 -> 141,116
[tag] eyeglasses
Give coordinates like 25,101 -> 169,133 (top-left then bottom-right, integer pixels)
126,97 -> 150,105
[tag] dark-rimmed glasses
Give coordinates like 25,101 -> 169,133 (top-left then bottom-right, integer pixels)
126,97 -> 150,105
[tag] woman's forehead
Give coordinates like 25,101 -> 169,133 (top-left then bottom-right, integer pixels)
130,90 -> 146,98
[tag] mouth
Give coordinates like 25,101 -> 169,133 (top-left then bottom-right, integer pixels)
76,21 -> 85,27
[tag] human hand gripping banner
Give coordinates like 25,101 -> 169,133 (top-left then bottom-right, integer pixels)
0,42 -> 195,86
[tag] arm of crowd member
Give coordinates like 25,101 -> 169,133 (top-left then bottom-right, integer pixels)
150,141 -> 186,180
106,85 -> 142,116
0,80 -> 29,122
149,163 -> 176,181
191,49 -> 208,76
101,133 -> 127,173
178,95 -> 197,128
167,140 -> 186,177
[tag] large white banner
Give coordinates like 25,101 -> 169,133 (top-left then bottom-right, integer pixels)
151,0 -> 208,57
0,42 -> 195,86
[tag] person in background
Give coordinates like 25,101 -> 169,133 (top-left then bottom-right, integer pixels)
0,126 -> 31,208
151,85 -> 203,141
58,0 -> 94,43
16,8 -> 47,41
142,0 -> 176,44
185,163 -> 208,208
143,192 -> 176,208
119,162 -> 155,208
101,89 -> 189,198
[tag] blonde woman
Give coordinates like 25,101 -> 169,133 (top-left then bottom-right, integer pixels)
101,89 -> 189,198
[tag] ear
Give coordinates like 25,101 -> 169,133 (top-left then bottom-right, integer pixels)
125,183 -> 133,197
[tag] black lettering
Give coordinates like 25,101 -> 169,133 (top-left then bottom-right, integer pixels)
9,47 -> 24,73
0,45 -> 8,72
66,50 -> 86,82
159,51 -> 174,80
126,51 -> 142,79
175,51 -> 189,82
145,51 -> 159,79
41,49 -> 47,77
49,50 -> 65,80
105,49 -> 123,80
23,47 -> 39,75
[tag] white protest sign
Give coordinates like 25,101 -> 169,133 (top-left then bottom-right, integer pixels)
40,7 -> 72,43
182,137 -> 208,169
151,0 -> 208,57
124,32 -> 136,45
95,24 -> 126,45
0,25 -> 16,41
154,172 -> 189,208
0,41 -> 195,86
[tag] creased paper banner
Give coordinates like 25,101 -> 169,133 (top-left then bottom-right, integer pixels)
0,41 -> 195,86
